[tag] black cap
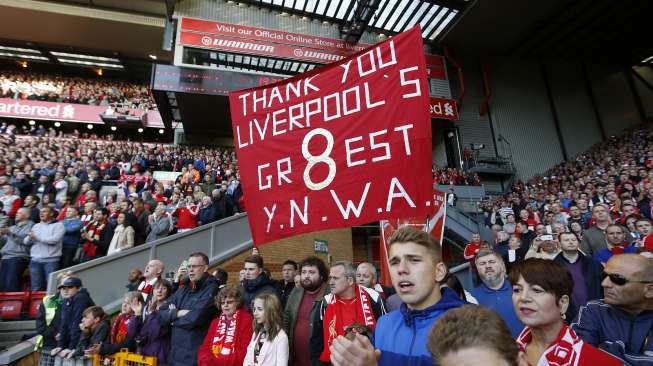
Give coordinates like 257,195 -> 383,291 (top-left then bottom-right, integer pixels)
58,277 -> 82,289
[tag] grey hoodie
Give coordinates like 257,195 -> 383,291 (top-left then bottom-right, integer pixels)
0,220 -> 34,259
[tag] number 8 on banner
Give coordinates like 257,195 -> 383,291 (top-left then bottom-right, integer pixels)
302,128 -> 336,191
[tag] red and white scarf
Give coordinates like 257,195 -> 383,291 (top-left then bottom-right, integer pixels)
320,285 -> 376,362
516,325 -> 584,366
211,309 -> 244,363
111,313 -> 132,344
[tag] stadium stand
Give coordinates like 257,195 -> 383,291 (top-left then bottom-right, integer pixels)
2,0 -> 653,365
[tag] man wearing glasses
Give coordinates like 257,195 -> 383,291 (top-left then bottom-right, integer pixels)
159,252 -> 220,366
572,253 -> 653,365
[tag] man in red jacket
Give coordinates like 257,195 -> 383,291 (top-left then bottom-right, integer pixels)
172,196 -> 199,233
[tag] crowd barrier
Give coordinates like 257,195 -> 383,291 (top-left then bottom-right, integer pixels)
39,349 -> 156,366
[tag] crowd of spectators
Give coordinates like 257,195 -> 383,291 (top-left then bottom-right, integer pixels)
34,222 -> 652,366
433,166 -> 481,186
0,70 -> 155,109
0,129 -> 243,292
475,124 -> 653,253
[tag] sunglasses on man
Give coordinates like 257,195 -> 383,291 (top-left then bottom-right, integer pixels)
602,272 -> 653,286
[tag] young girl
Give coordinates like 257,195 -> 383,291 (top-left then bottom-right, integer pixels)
244,294 -> 288,366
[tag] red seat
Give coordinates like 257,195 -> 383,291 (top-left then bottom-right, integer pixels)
28,291 -> 47,319
0,292 -> 29,320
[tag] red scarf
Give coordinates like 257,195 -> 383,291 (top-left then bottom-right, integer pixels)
111,314 -> 132,344
211,309 -> 243,363
320,285 -> 376,362
81,220 -> 106,257
516,325 -> 583,366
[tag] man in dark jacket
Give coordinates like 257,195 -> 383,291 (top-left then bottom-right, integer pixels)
211,189 -> 233,220
159,252 -> 219,366
284,256 -> 329,366
279,259 -> 297,307
50,277 -> 95,358
571,254 -> 653,365
554,232 -> 603,311
197,196 -> 217,226
132,198 -> 150,245
241,255 -> 280,310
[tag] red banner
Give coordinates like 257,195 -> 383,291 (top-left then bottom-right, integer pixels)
379,189 -> 447,286
0,98 -> 164,127
429,97 -> 459,120
229,27 -> 433,245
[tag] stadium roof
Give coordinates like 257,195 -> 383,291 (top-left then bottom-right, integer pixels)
237,0 -> 469,43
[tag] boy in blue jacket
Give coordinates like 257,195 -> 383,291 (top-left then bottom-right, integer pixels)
329,226 -> 466,366
50,277 -> 95,359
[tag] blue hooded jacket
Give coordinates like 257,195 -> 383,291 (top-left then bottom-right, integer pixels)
571,299 -> 653,365
374,288 -> 466,366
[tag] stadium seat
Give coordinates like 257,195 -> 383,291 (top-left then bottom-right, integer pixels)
28,291 -> 47,319
0,292 -> 30,320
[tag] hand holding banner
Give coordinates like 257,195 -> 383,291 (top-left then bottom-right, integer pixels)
229,27 -> 433,245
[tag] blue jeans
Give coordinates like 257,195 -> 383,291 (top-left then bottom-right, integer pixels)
29,260 -> 59,291
0,257 -> 29,292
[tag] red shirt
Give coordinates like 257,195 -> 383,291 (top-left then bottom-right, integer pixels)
463,242 -> 481,261
173,206 -> 198,229
293,290 -> 318,366
644,233 -> 653,252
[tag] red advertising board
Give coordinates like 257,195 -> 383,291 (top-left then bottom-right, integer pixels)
379,189 -> 447,286
0,98 -> 164,127
229,27 -> 433,245
179,17 -> 448,80
181,17 -> 369,54
179,31 -> 354,64
429,97 -> 459,120
424,54 -> 446,80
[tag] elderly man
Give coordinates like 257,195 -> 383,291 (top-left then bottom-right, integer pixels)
0,184 -> 22,222
25,207 -> 65,290
470,249 -> 523,337
159,252 -> 219,366
137,259 -> 165,303
146,204 -> 173,243
0,207 -> 34,291
572,254 -> 653,364
313,261 -> 385,364
356,262 -> 395,299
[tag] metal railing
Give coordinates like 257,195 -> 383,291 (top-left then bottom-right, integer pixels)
46,213 -> 253,314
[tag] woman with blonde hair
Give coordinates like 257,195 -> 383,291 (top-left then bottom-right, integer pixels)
244,293 -> 288,366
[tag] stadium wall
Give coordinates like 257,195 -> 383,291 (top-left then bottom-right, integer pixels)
633,66 -> 653,119
455,57 -> 650,181
588,64 -> 643,136
489,58 -> 565,180
544,61 -> 603,159
216,228 -> 353,286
